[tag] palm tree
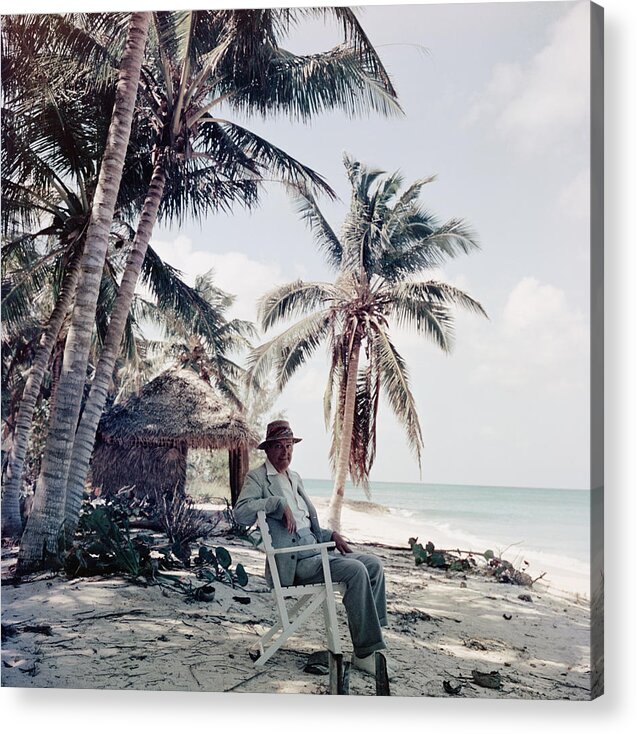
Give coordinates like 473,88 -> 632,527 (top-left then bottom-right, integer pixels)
141,269 -> 255,407
248,155 -> 488,531
62,7 -> 401,542
16,12 -> 151,572
1,59 -> 108,537
0,50 -> 120,536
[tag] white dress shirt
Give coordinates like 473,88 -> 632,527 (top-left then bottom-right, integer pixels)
265,458 -> 311,531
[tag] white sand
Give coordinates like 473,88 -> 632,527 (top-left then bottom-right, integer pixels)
1,500 -> 594,699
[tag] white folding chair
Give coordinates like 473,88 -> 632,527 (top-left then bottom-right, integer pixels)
253,510 -> 345,667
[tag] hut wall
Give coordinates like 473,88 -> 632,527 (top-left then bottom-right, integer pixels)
90,442 -> 188,500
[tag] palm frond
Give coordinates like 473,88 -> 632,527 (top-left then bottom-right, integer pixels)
388,280 -> 487,318
322,344 -> 343,430
324,7 -> 397,97
246,310 -> 332,393
379,218 -> 480,281
141,247 -> 224,337
348,358 -> 381,493
198,118 -> 336,200
158,155 -> 260,224
371,328 -> 423,467
293,189 -> 343,270
228,45 -> 401,121
258,280 -> 338,331
380,287 -> 454,352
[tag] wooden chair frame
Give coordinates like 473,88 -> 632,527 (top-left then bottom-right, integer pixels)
253,510 -> 345,667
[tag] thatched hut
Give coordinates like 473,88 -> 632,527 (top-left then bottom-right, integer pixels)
91,368 -> 258,505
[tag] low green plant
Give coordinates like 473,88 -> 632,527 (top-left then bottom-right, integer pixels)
150,487 -> 211,566
65,499 -> 250,598
408,538 -> 536,586
65,502 -> 153,577
193,544 -> 248,588
409,538 -> 476,572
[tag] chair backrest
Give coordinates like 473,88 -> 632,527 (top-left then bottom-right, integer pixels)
256,510 -> 285,591
256,510 -> 275,553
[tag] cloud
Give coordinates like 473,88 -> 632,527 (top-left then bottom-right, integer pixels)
467,2 -> 589,154
149,234 -> 288,322
472,277 -> 588,390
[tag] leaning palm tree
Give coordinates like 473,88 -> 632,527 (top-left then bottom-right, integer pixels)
248,155 -> 488,531
15,12 -> 154,571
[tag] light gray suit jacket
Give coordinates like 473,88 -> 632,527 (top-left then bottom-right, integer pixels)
234,463 -> 333,586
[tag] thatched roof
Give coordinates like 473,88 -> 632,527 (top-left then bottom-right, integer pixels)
97,368 -> 258,450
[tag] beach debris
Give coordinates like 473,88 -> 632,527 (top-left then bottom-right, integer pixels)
471,669 -> 503,690
503,613 -> 513,620
190,583 -> 216,602
394,609 -> 434,624
232,596 -> 251,605
394,608 -> 436,634
23,624 -> 53,636
518,594 -> 533,603
486,555 -> 534,586
1,623 -> 19,641
464,639 -> 488,651
304,650 -> 330,675
1,622 -> 53,639
3,658 -> 28,668
443,679 -> 463,695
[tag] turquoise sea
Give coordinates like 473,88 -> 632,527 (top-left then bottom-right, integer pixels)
304,479 -> 593,594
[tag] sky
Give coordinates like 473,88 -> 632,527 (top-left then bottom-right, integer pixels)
148,1 -> 593,489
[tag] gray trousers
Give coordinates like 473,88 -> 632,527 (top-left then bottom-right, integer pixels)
294,550 -> 388,657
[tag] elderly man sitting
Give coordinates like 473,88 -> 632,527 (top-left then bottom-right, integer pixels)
234,420 -> 391,676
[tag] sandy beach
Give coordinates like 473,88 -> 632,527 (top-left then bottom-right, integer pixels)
1,500 -> 593,699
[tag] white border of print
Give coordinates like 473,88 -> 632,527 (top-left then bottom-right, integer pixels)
1,1 -> 635,732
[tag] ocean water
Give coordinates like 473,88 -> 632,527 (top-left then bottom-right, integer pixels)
304,479 -> 592,594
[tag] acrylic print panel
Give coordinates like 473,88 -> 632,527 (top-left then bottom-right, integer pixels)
1,1 -> 603,700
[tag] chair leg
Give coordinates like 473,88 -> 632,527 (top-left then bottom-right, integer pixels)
258,594 -> 314,654
322,597 -> 342,655
255,591 -> 328,667
375,652 -> 391,696
328,652 -> 342,695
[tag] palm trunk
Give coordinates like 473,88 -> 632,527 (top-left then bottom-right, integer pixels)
17,12 -> 150,574
327,335 -> 362,532
64,161 -> 166,539
1,253 -> 82,540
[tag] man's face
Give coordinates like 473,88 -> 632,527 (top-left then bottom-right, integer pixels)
265,439 -> 294,473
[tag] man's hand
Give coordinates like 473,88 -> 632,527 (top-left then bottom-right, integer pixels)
282,504 -> 297,533
331,531 -> 352,554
